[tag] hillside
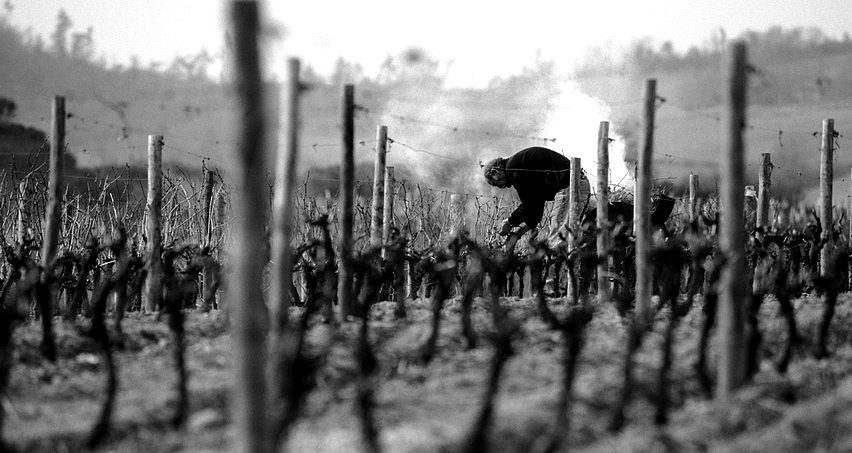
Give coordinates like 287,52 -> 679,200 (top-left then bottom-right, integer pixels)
3,10 -> 852,199
600,100 -> 852,199
574,30 -> 852,198
0,121 -> 53,170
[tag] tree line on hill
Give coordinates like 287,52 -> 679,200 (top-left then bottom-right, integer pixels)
2,6 -> 851,198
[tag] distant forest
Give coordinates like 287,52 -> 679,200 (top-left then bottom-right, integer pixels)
574,26 -> 852,107
578,26 -> 852,75
2,7 -> 852,196
3,8 -> 851,111
0,8 -> 219,96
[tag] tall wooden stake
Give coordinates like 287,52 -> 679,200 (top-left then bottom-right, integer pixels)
268,57 -> 305,451
596,122 -> 611,302
567,157 -> 583,301
635,79 -> 656,324
567,157 -> 582,249
228,2 -> 268,451
382,165 -> 395,256
756,153 -> 772,229
717,41 -> 749,400
271,57 -> 303,329
214,188 -> 227,306
200,168 -> 216,312
202,169 -> 216,245
143,134 -> 163,313
449,193 -> 465,238
38,95 -> 65,360
688,173 -> 699,224
610,84 -> 655,432
820,119 -> 835,276
338,84 -> 356,319
16,178 -> 26,244
215,189 -> 227,250
42,96 -> 64,268
370,125 -> 388,247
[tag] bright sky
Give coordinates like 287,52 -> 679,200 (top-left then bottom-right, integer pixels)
7,0 -> 852,87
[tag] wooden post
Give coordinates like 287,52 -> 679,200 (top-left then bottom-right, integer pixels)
200,168 -> 215,312
143,134 -> 163,313
635,79 -> 655,324
756,153 -> 772,229
567,157 -> 583,301
596,122 -> 611,302
820,119 -> 835,276
202,168 -> 216,246
688,173 -> 699,224
370,125 -> 388,247
163,184 -> 174,246
16,178 -> 26,244
567,158 -> 582,246
213,188 -> 227,310
37,95 -> 64,361
338,84 -> 356,319
271,57 -> 303,329
609,91 -> 654,432
228,2 -> 268,451
42,96 -> 64,267
449,193 -> 465,238
717,41 -> 749,400
215,189 -> 227,250
632,163 -> 638,234
382,165 -> 395,254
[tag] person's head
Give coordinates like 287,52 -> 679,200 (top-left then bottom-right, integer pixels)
483,157 -> 511,188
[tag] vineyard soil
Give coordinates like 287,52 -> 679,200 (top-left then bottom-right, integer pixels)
7,295 -> 852,452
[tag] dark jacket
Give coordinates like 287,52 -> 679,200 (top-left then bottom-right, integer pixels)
505,147 -> 572,228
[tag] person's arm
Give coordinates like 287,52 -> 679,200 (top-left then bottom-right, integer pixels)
508,196 -> 545,230
502,197 -> 542,252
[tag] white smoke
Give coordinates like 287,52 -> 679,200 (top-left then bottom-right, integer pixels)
538,80 -> 633,194
380,93 -> 480,187
371,52 -> 633,198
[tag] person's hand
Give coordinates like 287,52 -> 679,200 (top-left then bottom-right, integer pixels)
512,223 -> 530,237
503,233 -> 519,252
498,219 -> 512,236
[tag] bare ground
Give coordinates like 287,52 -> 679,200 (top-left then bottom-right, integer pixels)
6,294 -> 852,452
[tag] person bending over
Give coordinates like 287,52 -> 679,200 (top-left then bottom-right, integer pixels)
482,146 -> 590,248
